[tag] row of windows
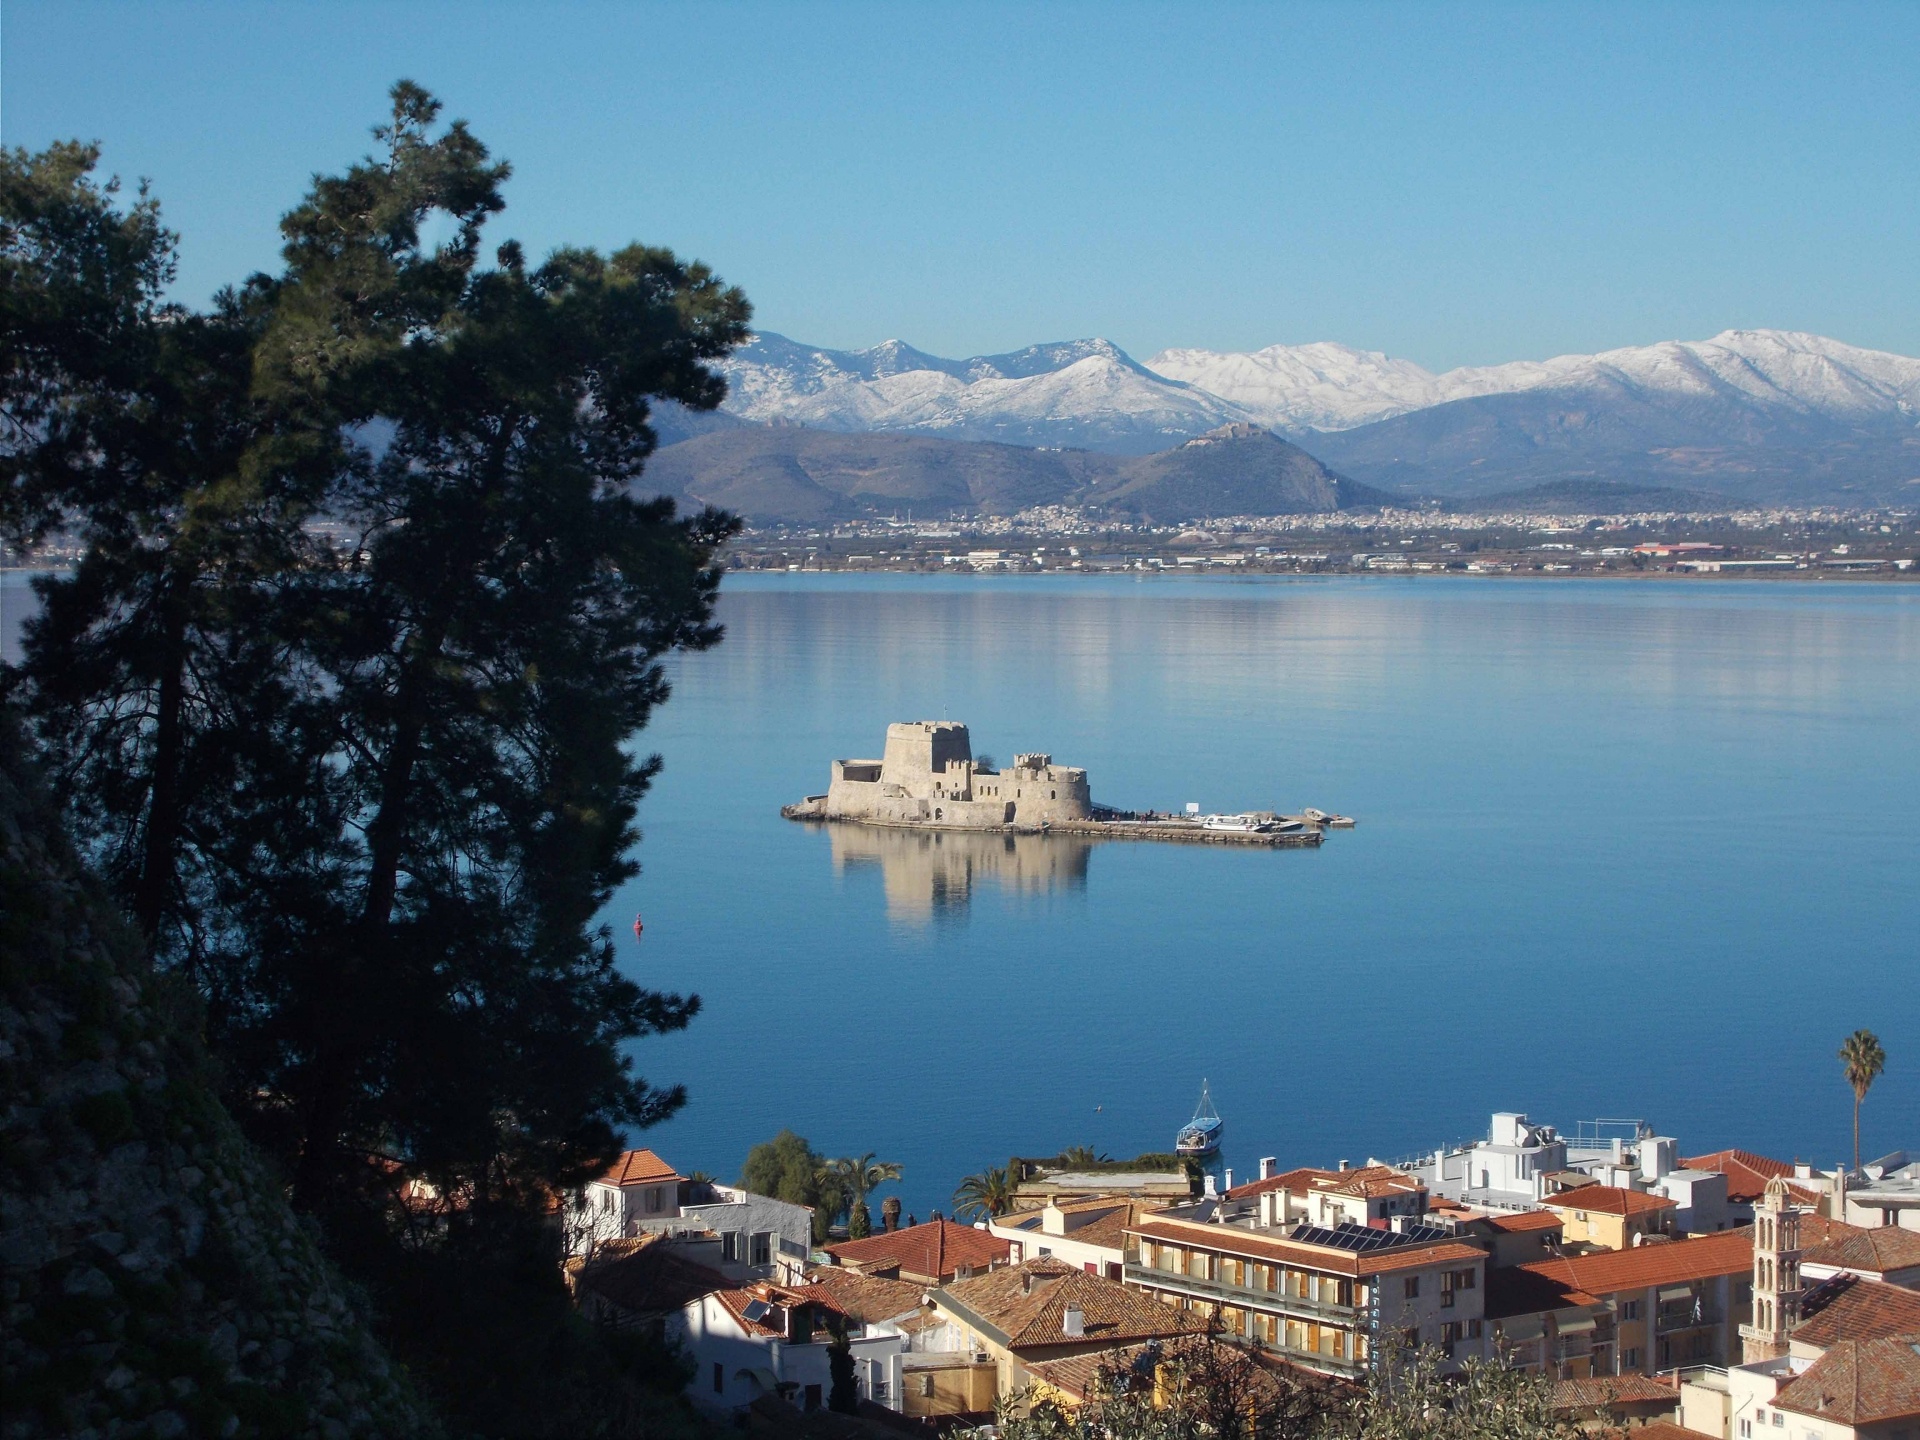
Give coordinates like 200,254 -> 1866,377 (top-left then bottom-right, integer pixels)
1142,1244 -> 1358,1306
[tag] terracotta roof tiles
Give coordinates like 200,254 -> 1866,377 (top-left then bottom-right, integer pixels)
1548,1374 -> 1680,1412
1773,1336 -> 1920,1425
825,1219 -> 1009,1282
1545,1185 -> 1678,1218
595,1148 -> 680,1187
1130,1216 -> 1487,1278
939,1259 -> 1205,1352
1801,1225 -> 1920,1274
1515,1228 -> 1752,1296
1794,1273 -> 1920,1347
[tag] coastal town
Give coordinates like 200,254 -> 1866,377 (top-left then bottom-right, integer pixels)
719,507 -> 1920,579
559,1089 -> 1920,1437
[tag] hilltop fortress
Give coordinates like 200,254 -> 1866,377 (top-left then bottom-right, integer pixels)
783,722 -> 1342,847
802,722 -> 1094,829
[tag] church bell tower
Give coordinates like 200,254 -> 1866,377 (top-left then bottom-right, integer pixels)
1740,1176 -> 1803,1363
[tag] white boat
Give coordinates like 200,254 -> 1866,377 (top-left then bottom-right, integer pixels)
1200,813 -> 1272,833
1176,1080 -> 1224,1157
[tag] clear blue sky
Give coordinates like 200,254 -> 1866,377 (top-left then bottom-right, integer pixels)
5,2 -> 1916,370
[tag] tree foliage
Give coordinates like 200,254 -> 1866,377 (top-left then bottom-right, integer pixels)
1838,1028 -> 1887,1172
952,1163 -> 1018,1220
3,84 -> 750,1436
742,1130 -> 846,1242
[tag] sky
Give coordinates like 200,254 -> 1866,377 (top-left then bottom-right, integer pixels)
5,2 -> 1917,370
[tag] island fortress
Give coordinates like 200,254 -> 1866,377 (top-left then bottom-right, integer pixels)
813,721 -> 1094,829
783,722 -> 1344,846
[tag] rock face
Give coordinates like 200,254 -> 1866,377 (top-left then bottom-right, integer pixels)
0,716 -> 432,1439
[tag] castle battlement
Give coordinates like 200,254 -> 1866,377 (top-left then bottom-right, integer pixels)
811,722 -> 1092,831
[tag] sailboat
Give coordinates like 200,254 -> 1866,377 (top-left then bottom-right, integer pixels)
1176,1080 -> 1224,1157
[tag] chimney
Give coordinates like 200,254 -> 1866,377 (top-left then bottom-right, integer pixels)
1202,1173 -> 1218,1199
1338,1159 -> 1351,1172
1260,1157 -> 1278,1181
1062,1305 -> 1085,1339
1023,1271 -> 1035,1295
1259,1190 -> 1281,1229
1042,1202 -> 1067,1237
1224,1169 -> 1234,1192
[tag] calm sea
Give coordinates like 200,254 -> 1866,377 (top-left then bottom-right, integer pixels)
7,569 -> 1916,1218
624,574 -> 1918,1217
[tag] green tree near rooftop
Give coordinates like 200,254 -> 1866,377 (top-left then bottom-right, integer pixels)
821,1151 -> 903,1240
953,1164 -> 1018,1220
743,1130 -> 846,1243
1839,1028 -> 1887,1173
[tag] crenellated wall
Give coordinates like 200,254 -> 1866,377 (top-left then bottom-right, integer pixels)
824,722 -> 1093,830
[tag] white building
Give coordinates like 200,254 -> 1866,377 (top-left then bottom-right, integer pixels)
675,1279 -> 909,1416
571,1148 -> 813,1281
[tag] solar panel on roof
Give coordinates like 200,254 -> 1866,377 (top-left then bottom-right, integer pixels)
742,1300 -> 771,1323
1288,1222 -> 1455,1253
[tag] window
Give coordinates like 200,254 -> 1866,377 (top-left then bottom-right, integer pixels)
1467,1320 -> 1482,1339
1772,1414 -> 1783,1428
1739,1422 -> 1752,1438
1441,1322 -> 1462,1346
1038,1246 -> 1052,1258
714,1363 -> 724,1394
1401,1328 -> 1419,1350
920,1375 -> 937,1399
1624,1348 -> 1639,1368
646,1187 -> 664,1214
751,1232 -> 773,1267
1622,1300 -> 1640,1321
1404,1277 -> 1420,1300
722,1232 -> 739,1262
600,1189 -> 613,1213
1454,1268 -> 1476,1291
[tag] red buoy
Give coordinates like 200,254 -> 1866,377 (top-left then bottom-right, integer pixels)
632,913 -> 644,942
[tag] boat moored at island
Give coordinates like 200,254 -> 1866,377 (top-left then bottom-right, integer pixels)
1177,1080 -> 1224,1157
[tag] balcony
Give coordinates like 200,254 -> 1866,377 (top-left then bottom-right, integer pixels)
1123,1263 -> 1360,1325
1656,1306 -> 1721,1335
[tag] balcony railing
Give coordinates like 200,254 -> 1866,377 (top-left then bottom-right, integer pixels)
1123,1263 -> 1360,1324
1657,1307 -> 1721,1335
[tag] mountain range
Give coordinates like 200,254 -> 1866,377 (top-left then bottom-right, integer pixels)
653,328 -> 1920,508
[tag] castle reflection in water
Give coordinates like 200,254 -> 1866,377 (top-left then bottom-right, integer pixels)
819,823 -> 1094,922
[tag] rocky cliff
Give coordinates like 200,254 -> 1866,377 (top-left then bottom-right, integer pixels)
0,715 -> 432,1439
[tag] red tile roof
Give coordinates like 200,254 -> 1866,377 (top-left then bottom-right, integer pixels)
825,1219 -> 1010,1282
595,1148 -> 680,1187
1681,1150 -> 1820,1206
712,1280 -> 856,1339
802,1266 -> 927,1325
570,1234 -> 726,1315
1481,1210 -> 1566,1233
1546,1185 -> 1678,1218
940,1258 -> 1205,1352
1516,1228 -> 1752,1296
1794,1274 -> 1920,1347
1130,1216 -> 1487,1278
1774,1336 -> 1920,1425
1548,1374 -> 1680,1412
1621,1422 -> 1723,1440
1225,1167 -> 1340,1202
1802,1225 -> 1920,1275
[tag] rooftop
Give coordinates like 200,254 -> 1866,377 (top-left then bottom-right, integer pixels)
825,1218 -> 1010,1282
1515,1228 -> 1753,1296
1548,1374 -> 1680,1412
1802,1225 -> 1920,1275
802,1266 -> 927,1326
938,1257 -> 1205,1352
569,1234 -> 726,1316
1225,1167 -> 1340,1202
1773,1336 -> 1920,1426
1681,1149 -> 1820,1206
1545,1184 -> 1679,1218
1794,1274 -> 1920,1348
594,1148 -> 680,1188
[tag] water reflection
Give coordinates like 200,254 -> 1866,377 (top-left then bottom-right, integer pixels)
822,823 -> 1093,922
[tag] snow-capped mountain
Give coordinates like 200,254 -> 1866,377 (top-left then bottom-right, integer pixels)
1149,330 -> 1920,434
716,333 -> 1249,453
694,327 -> 1920,502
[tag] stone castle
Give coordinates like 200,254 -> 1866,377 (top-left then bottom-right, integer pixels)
798,721 -> 1095,830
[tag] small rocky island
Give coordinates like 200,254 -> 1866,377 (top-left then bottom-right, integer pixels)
783,721 -> 1345,847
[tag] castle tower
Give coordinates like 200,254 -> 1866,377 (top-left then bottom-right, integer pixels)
1740,1175 -> 1803,1363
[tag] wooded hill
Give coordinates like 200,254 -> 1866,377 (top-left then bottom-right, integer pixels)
641,421 -> 1397,524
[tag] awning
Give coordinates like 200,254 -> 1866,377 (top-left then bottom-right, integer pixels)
1657,1286 -> 1695,1303
1501,1316 -> 1545,1341
1556,1313 -> 1598,1335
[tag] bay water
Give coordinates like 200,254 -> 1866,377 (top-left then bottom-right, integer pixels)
8,569 -> 1915,1218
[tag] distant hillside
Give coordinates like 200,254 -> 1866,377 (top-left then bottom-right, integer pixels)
1083,423 -> 1394,520
1448,479 -> 1737,514
641,422 -> 1395,524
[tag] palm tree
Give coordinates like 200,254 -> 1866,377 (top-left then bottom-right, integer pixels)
952,1165 -> 1017,1221
818,1152 -> 903,1228
1839,1029 -> 1887,1173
